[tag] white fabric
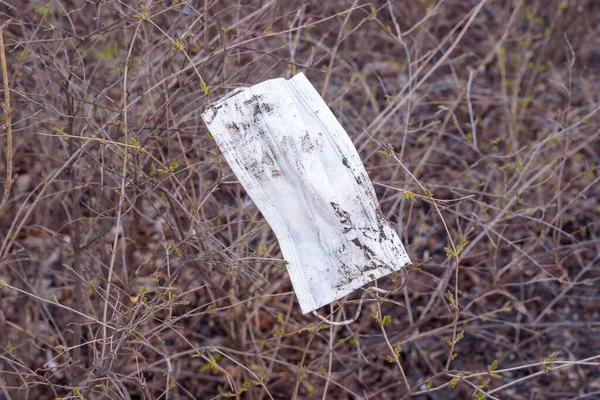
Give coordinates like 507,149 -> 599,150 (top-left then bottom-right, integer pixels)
202,73 -> 410,314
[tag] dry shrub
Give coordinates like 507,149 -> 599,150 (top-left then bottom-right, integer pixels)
0,1 -> 599,399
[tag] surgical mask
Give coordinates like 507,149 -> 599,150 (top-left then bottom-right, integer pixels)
202,73 -> 410,314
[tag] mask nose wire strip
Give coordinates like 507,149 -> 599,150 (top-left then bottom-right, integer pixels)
311,267 -> 408,326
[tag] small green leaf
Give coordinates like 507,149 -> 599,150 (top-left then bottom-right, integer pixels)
445,291 -> 456,309
488,359 -> 498,372
36,2 -> 50,15
381,315 -> 392,325
73,388 -> 84,400
171,38 -> 184,51
546,351 -> 560,362
457,236 -> 469,255
543,351 -> 560,372
272,329 -> 284,338
403,191 -> 416,201
369,6 -> 377,20
370,308 -> 379,323
444,246 -> 456,257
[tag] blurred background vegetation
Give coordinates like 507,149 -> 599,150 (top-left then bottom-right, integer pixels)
0,0 -> 599,398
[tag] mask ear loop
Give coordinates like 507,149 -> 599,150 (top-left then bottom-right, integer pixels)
311,267 -> 409,326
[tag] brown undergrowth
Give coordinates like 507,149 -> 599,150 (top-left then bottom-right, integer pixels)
0,1 -> 599,399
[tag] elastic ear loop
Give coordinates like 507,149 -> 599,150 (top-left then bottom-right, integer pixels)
311,267 -> 409,326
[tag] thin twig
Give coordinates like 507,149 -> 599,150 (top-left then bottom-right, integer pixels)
321,0 -> 359,98
312,268 -> 408,326
467,69 -> 477,148
101,22 -> 141,361
0,20 -> 13,215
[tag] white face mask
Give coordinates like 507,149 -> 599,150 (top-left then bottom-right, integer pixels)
202,73 -> 410,314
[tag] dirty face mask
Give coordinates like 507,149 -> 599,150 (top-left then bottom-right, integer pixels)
202,73 -> 410,314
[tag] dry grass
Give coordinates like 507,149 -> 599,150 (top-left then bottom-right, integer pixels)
1,1 -> 599,399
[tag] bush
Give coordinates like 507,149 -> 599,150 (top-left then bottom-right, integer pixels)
0,1 -> 599,398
